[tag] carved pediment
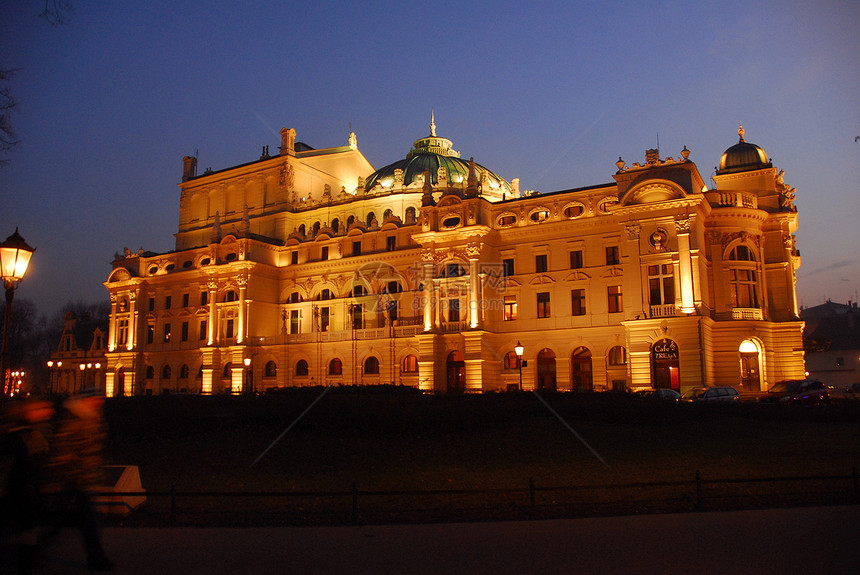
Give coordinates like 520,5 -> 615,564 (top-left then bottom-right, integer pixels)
528,274 -> 556,285
565,271 -> 591,282
601,267 -> 623,278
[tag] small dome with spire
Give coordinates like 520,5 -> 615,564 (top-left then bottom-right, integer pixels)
717,124 -> 771,174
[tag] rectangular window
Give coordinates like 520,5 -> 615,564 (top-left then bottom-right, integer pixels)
448,299 -> 460,322
320,307 -> 330,331
569,250 -> 583,269
352,304 -> 363,329
606,246 -> 620,265
648,264 -> 675,305
201,291 -> 208,306
117,320 -> 128,347
290,310 -> 300,334
504,295 -> 517,321
386,236 -> 396,251
321,246 -> 329,260
353,241 -> 362,256
163,323 -> 171,342
199,320 -> 207,341
502,258 -> 514,277
537,292 -> 551,318
291,251 -> 299,265
146,325 -> 154,344
182,293 -> 190,308
165,295 -> 172,310
535,254 -> 548,273
181,321 -> 189,342
571,289 -> 586,316
148,297 -> 155,312
608,285 -> 623,313
226,319 -> 234,339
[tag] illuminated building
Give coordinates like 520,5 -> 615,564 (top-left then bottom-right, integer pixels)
103,121 -> 805,396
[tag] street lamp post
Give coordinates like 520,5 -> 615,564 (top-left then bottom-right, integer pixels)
0,228 -> 35,404
243,357 -> 252,394
515,341 -> 524,391
47,360 -> 62,397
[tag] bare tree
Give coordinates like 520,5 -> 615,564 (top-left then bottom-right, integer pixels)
38,0 -> 74,26
0,68 -> 18,165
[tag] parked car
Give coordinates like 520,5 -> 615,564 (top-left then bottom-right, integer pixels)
679,386 -> 741,402
758,379 -> 830,406
636,388 -> 681,401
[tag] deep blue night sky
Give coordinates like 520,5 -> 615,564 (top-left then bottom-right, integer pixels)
1,0 -> 858,315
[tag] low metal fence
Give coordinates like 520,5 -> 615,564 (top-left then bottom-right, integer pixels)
101,468 -> 859,527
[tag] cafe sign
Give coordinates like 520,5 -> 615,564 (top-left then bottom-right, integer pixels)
652,339 -> 679,361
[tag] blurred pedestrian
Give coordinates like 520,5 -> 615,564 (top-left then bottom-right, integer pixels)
45,394 -> 115,572
1,398 -> 54,575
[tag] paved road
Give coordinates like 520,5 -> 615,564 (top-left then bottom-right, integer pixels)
23,505 -> 860,574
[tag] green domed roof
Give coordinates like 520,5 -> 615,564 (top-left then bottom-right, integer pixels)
717,125 -> 771,174
364,117 -> 512,194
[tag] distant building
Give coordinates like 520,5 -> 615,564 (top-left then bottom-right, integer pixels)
48,311 -> 108,394
802,300 -> 860,388
103,120 -> 805,396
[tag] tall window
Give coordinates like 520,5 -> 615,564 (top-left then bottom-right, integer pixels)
503,351 -> 519,370
225,319 -> 234,338
504,295 -> 517,321
535,254 -> 548,273
265,361 -> 277,377
402,355 -> 418,373
608,285 -> 623,313
295,360 -> 309,376
571,289 -> 586,316
182,293 -> 190,307
728,245 -> 759,308
165,295 -> 172,310
448,299 -> 460,322
608,346 -> 627,365
321,246 -> 329,260
329,358 -> 343,376
648,264 -> 675,305
146,325 -> 154,344
290,310 -> 300,334
386,236 -> 396,251
569,250 -> 584,269
117,320 -> 128,347
502,258 -> 514,277
181,321 -> 189,342
537,292 -> 551,318
353,241 -> 362,256
199,320 -> 207,340
320,307 -> 330,331
364,356 -> 380,375
606,246 -> 620,265
201,291 -> 208,306
291,251 -> 298,265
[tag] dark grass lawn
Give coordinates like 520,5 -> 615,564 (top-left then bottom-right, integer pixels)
104,387 -> 860,497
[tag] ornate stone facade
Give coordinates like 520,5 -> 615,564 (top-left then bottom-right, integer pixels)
102,122 -> 804,396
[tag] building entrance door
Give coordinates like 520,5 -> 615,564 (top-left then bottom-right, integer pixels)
571,346 -> 593,391
447,350 -> 465,393
651,338 -> 680,391
739,339 -> 762,392
536,348 -> 557,391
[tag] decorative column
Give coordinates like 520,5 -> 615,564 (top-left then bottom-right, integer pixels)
237,277 -> 247,344
127,292 -> 137,350
207,281 -> 217,345
675,217 -> 695,314
107,295 -> 117,352
468,243 -> 480,329
422,251 -> 435,332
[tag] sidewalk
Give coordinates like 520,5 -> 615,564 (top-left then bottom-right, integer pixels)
27,505 -> 860,574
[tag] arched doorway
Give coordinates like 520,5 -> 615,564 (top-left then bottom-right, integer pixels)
447,350 -> 465,392
116,368 -> 125,397
536,348 -> 557,391
570,347 -> 592,391
739,339 -> 762,392
651,338 -> 680,391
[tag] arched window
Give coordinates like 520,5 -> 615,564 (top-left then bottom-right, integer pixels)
146,366 -> 155,379
364,356 -> 380,375
366,212 -> 375,227
179,364 -> 190,379
727,244 -> 759,308
608,346 -> 627,366
405,207 -> 416,224
264,361 -> 277,377
223,363 -> 232,378
295,359 -> 309,377
224,290 -> 237,302
383,208 -> 393,220
347,215 -> 356,228
312,221 -> 321,236
504,351 -> 520,370
298,223 -> 306,236
161,365 -> 171,379
402,354 -> 418,373
331,218 -> 340,234
329,358 -> 343,376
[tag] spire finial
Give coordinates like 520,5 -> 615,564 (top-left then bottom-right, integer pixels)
738,123 -> 745,142
430,109 -> 436,137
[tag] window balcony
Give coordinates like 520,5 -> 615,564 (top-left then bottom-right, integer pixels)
732,308 -> 763,320
649,304 -> 677,318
